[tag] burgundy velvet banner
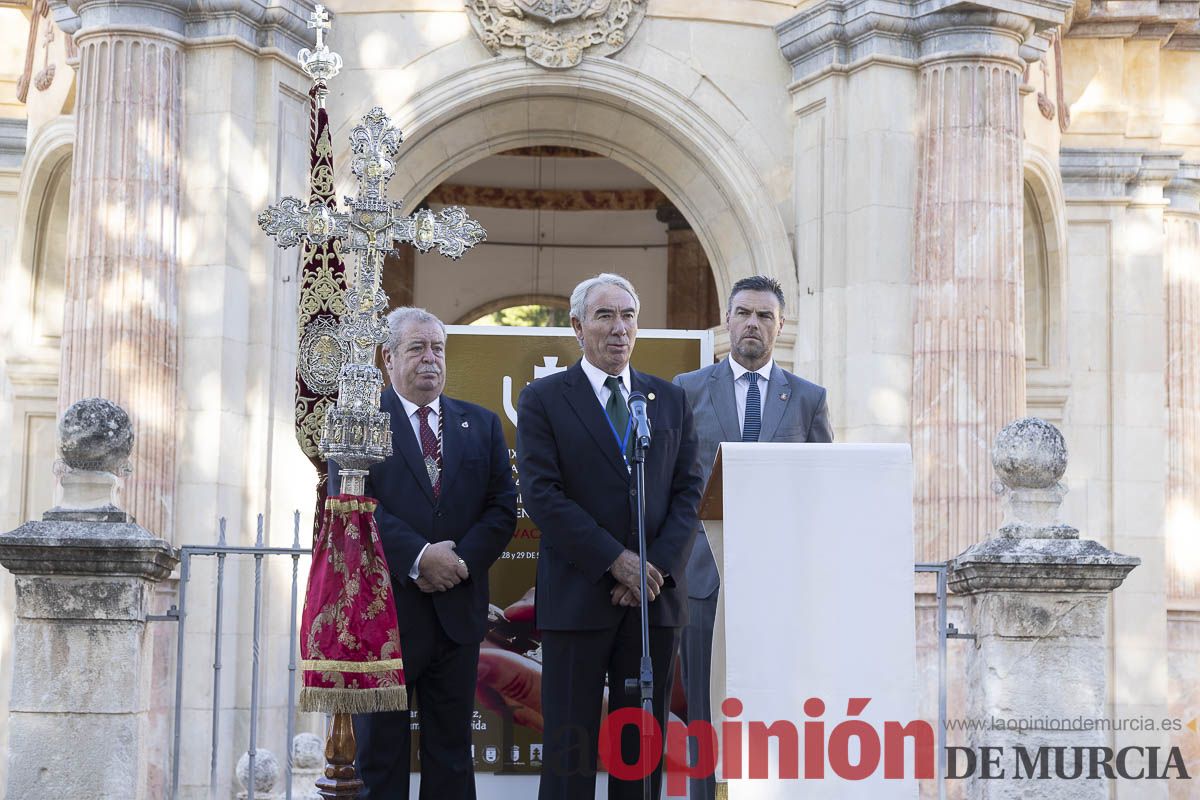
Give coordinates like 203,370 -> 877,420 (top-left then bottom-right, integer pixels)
299,495 -> 407,714
295,86 -> 350,536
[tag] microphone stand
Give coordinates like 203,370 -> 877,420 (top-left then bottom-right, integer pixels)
625,408 -> 653,800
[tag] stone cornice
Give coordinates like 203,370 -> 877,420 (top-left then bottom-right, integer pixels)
1166,160 -> 1200,214
776,0 -> 1073,82
0,520 -> 178,581
948,537 -> 1140,594
0,118 -> 28,171
1066,0 -> 1200,50
48,0 -> 316,56
1060,147 -> 1183,199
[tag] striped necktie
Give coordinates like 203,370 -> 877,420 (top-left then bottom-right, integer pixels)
742,372 -> 761,442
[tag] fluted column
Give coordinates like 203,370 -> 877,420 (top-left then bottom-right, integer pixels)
911,13 -> 1036,562
1166,162 -> 1200,602
58,23 -> 184,539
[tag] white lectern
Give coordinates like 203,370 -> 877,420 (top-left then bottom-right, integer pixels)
701,443 -> 919,799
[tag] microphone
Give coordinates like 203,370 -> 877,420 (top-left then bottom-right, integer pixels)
627,392 -> 651,449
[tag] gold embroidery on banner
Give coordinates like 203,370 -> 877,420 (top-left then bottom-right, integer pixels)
312,125 -> 334,197
305,603 -> 334,661
297,250 -> 348,335
301,657 -> 404,673
296,393 -> 334,459
362,538 -> 391,620
374,630 -> 405,687
380,629 -> 402,661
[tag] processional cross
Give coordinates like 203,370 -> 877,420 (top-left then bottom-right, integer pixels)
258,4 -> 485,495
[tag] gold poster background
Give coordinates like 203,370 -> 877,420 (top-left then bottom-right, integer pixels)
408,327 -> 707,775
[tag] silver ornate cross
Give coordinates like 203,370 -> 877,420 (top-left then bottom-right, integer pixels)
308,4 -> 331,51
258,21 -> 486,493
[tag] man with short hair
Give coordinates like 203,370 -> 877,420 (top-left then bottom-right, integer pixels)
330,307 -> 517,800
673,275 -> 832,800
517,273 -> 705,800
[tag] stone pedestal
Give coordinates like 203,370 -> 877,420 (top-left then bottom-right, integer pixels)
949,418 -> 1139,798
0,397 -> 178,798
0,519 -> 177,799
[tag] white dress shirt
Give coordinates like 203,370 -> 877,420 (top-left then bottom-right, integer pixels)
580,356 -> 631,410
394,387 -> 441,579
728,356 -> 773,435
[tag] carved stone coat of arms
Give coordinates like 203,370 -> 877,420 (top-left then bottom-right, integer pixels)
466,0 -> 647,68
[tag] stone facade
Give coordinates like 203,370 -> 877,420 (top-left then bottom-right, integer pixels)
0,0 -> 1196,797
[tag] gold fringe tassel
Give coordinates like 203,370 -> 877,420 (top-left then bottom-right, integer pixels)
299,685 -> 409,715
324,497 -> 377,514
300,657 -> 404,673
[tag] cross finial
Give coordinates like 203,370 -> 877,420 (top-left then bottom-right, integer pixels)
299,3 -> 341,82
308,5 -> 331,51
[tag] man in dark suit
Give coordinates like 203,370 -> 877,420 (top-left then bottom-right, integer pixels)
672,274 -> 833,800
516,273 -> 705,800
330,307 -> 516,800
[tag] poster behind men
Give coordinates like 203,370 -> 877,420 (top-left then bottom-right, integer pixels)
406,326 -> 711,775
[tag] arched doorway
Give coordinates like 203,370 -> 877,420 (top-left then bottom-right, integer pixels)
337,56 -> 795,331
458,294 -> 572,327
383,145 -> 721,330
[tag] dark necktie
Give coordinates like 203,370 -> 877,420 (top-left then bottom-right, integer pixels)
742,372 -> 761,442
416,406 -> 441,499
603,375 -> 630,455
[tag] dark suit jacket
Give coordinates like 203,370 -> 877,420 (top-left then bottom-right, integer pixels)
673,359 -> 833,598
330,389 -> 517,645
515,361 -> 705,631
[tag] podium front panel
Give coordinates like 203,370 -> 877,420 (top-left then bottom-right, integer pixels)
722,443 -> 918,799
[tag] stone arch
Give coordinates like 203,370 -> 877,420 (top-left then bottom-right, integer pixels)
455,293 -> 571,325
336,56 -> 795,309
1022,147 -> 1067,372
16,116 -> 74,350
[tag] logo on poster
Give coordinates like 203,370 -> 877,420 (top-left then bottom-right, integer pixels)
503,356 -> 569,425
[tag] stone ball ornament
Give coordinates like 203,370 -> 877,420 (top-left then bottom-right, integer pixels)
991,417 -> 1067,490
236,749 -> 279,793
58,397 -> 134,473
292,732 -> 324,769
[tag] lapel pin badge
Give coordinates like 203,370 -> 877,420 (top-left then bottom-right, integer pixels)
780,393 -> 788,401
462,420 -> 469,428
647,392 -> 656,401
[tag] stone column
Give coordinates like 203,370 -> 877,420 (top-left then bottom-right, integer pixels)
949,418 -> 1139,798
910,12 -> 1048,563
1164,162 -> 1200,779
656,203 -> 720,331
1060,149 -> 1177,785
53,2 -> 186,540
0,398 -> 178,799
1165,162 -> 1200,601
